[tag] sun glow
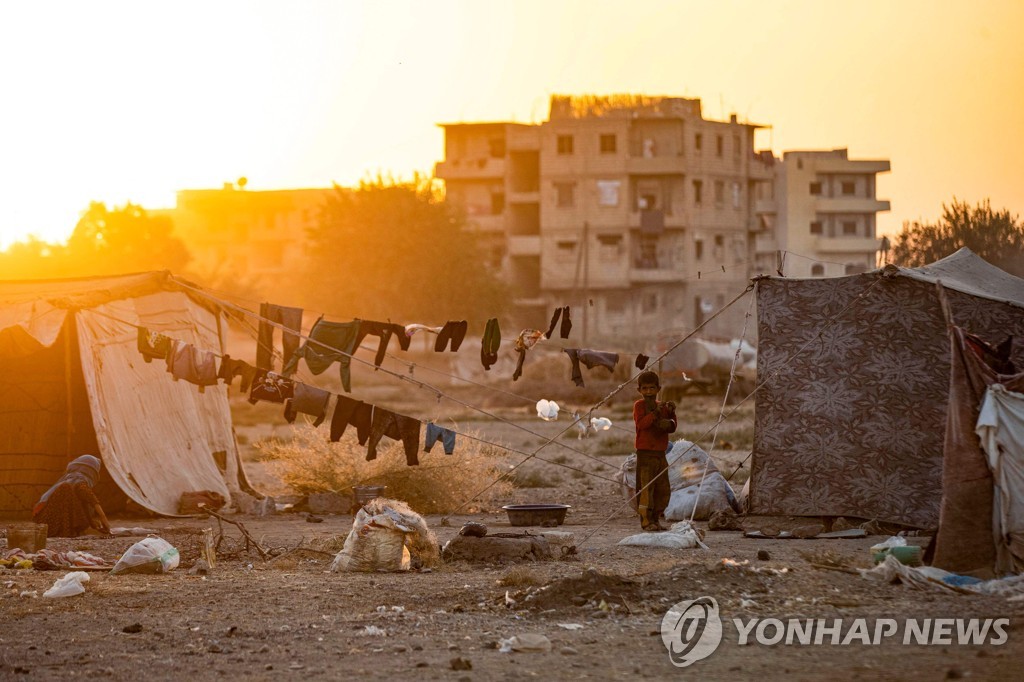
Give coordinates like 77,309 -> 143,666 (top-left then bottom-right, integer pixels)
1,1 -> 1023,249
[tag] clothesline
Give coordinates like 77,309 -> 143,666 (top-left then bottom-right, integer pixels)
93,304 -> 624,484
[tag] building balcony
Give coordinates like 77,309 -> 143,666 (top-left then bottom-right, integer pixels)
466,214 -> 504,232
813,236 -> 883,254
507,190 -> 540,204
507,235 -> 541,256
627,210 -> 686,230
813,159 -> 890,175
625,155 -> 687,175
753,198 -> 776,214
814,198 -> 891,214
434,158 -> 506,180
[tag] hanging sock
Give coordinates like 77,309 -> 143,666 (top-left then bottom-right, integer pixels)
635,354 -> 650,370
256,303 -> 303,371
434,320 -> 468,352
480,318 -> 501,370
544,306 -> 572,339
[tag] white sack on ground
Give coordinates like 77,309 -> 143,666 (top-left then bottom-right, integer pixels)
331,498 -> 439,572
110,537 -> 180,575
618,521 -> 708,550
615,440 -> 740,521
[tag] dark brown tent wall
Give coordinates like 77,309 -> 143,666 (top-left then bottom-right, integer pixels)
750,250 -> 1024,528
0,317 -> 102,517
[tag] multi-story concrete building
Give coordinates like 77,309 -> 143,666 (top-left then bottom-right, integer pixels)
436,95 -> 759,345
750,149 -> 891,278
436,96 -> 891,345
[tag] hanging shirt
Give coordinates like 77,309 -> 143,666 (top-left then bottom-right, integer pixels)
137,327 -> 172,363
165,340 -> 219,393
248,369 -> 295,405
480,318 -> 501,371
354,319 -> 411,367
282,317 -> 360,393
563,348 -> 620,387
284,382 -> 332,427
217,355 -> 257,393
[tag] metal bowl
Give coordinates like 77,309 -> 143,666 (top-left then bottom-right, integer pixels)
501,504 -> 571,527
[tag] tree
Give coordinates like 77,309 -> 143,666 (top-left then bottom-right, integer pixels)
891,198 -> 1024,275
0,202 -> 191,280
65,202 -> 190,275
299,176 -> 508,321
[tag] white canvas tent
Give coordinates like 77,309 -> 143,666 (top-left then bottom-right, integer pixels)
0,271 -> 252,517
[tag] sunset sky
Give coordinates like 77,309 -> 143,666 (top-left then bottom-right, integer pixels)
0,0 -> 1021,247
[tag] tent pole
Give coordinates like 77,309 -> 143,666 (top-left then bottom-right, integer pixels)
64,313 -> 75,461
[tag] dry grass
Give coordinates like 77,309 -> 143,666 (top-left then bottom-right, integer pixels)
257,424 -> 513,514
497,566 -> 543,587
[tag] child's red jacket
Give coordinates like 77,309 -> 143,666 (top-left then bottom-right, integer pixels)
633,399 -> 678,452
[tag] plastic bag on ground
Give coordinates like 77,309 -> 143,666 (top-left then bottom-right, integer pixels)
331,498 -> 438,572
43,571 -> 90,598
110,537 -> 180,575
616,440 -> 740,520
618,521 -> 709,550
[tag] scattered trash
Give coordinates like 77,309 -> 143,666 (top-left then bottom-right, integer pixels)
110,537 -> 180,575
33,549 -> 110,571
19,590 -> 38,598
43,571 -> 90,598
499,633 -> 552,653
618,521 -> 708,550
739,598 -> 759,609
557,623 -> 584,630
360,625 -> 387,636
188,559 -> 211,576
305,514 -> 324,523
108,527 -> 159,537
504,591 -> 517,609
718,558 -> 790,576
743,528 -> 868,540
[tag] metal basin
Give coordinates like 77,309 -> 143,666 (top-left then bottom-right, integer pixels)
501,504 -> 571,527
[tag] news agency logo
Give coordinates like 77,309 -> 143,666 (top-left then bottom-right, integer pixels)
660,598 -> 1010,667
660,596 -> 724,667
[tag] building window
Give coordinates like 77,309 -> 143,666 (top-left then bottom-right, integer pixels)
714,180 -> 724,206
554,182 -> 575,208
557,134 -> 574,155
490,192 -> 505,215
811,264 -> 825,277
488,138 -> 506,158
733,134 -> 741,156
695,133 -> 703,153
597,234 -> 623,261
809,182 -> 822,195
555,240 -> 577,262
810,221 -> 823,235
693,180 -> 703,205
841,181 -> 855,195
596,180 -> 620,207
716,135 -> 724,157
599,134 -> 617,153
731,182 -> 741,209
695,239 -> 704,260
842,221 -> 857,236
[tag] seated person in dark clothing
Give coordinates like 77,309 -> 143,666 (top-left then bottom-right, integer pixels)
32,455 -> 112,537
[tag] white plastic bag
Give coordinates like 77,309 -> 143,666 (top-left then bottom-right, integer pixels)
618,521 -> 709,550
43,571 -> 90,598
110,537 -> 180,575
331,507 -> 413,572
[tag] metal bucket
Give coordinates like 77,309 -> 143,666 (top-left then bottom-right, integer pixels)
352,485 -> 387,506
502,504 -> 571,527
6,523 -> 47,552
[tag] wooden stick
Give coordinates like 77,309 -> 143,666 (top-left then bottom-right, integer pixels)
203,508 -> 271,560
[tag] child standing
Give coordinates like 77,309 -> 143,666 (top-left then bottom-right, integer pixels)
633,370 -> 677,531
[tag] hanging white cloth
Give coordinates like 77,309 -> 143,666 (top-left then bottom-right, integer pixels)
976,383 -> 1024,575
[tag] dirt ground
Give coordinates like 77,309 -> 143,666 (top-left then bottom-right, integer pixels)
4,391 -> 1024,680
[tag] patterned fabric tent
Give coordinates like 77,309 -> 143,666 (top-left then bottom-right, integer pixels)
750,249 -> 1024,529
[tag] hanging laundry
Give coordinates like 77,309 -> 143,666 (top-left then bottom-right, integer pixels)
571,411 -> 595,439
366,408 -> 422,465
424,422 -> 456,455
137,327 -> 172,363
536,399 -> 560,421
282,316 -> 360,393
405,323 -> 443,338
165,340 -> 219,393
354,320 -> 411,367
247,369 -> 295,405
284,382 -> 331,427
217,355 -> 257,393
330,395 -> 373,445
256,303 -> 303,372
635,354 -> 650,370
590,416 -> 613,431
480,317 -> 501,370
563,348 -> 620,387
544,306 -> 572,340
434,320 -> 468,352
512,329 -> 544,381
